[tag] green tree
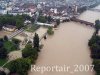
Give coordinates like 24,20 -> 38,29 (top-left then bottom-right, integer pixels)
25,43 -> 32,49
47,15 -> 52,23
22,44 -> 38,62
38,16 -> 47,23
0,71 -> 6,75
88,34 -> 100,46
33,33 -> 39,51
47,27 -> 54,35
16,19 -> 24,29
4,35 -> 8,41
12,38 -> 21,44
0,47 -> 7,59
95,20 -> 100,34
56,19 -> 60,25
8,58 -> 31,75
22,14 -> 31,21
93,59 -> 100,74
4,41 -> 17,52
0,40 -> 4,48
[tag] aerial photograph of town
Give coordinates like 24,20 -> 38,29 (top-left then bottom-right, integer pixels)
0,0 -> 100,75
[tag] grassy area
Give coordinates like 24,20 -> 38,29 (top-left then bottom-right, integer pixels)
0,59 -> 8,66
25,24 -> 40,32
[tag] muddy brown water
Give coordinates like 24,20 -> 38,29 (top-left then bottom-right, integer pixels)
29,22 -> 94,75
29,5 -> 100,75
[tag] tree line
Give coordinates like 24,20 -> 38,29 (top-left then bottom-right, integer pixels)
0,14 -> 34,29
88,20 -> 100,75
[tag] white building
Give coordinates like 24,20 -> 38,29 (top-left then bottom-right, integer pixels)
36,22 -> 55,27
2,25 -> 16,32
0,9 -> 7,14
8,10 -> 32,16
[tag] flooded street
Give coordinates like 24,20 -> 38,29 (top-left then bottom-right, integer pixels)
29,5 -> 100,75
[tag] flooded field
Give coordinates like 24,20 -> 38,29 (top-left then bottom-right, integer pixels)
0,30 -> 12,38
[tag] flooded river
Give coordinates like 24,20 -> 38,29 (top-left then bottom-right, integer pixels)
29,22 -> 94,75
29,5 -> 100,75
78,5 -> 100,23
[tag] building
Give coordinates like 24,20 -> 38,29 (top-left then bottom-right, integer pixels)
71,4 -> 78,15
8,10 -> 32,16
2,25 -> 17,32
36,22 -> 55,27
0,7 -> 7,14
24,20 -> 31,25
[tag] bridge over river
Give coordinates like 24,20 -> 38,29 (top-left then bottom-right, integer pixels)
71,17 -> 95,28
89,9 -> 100,12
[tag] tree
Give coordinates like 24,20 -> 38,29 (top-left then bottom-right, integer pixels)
0,41 -> 4,48
8,58 -> 31,75
56,19 -> 60,26
47,27 -> 54,35
16,19 -> 24,29
0,71 -> 6,75
38,16 -> 47,23
22,14 -> 31,21
25,43 -> 32,49
90,43 -> 100,59
12,38 -> 21,44
0,47 -> 7,59
4,41 -> 17,52
0,38 -> 4,42
22,44 -> 38,61
95,20 -> 100,34
12,38 -> 21,50
4,35 -> 8,41
47,15 -> 52,23
88,34 -> 100,46
33,33 -> 39,51
22,44 -> 33,58
93,59 -> 100,74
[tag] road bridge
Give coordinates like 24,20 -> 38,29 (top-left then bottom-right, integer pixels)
89,9 -> 100,12
71,17 -> 95,28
